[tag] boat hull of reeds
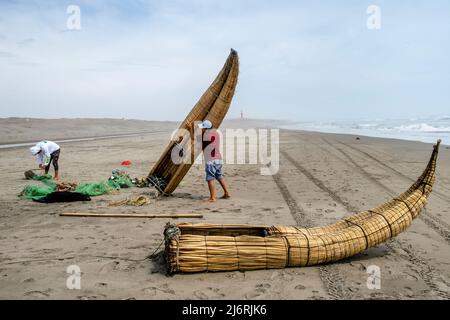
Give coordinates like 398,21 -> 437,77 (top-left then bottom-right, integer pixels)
164,140 -> 441,274
148,49 -> 239,194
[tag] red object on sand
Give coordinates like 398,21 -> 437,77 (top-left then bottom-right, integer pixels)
121,160 -> 132,166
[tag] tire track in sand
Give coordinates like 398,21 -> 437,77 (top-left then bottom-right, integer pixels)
281,146 -> 450,299
338,141 -> 450,201
271,172 -> 352,299
321,138 -> 450,246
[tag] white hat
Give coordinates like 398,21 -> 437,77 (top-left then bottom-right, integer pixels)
198,120 -> 212,129
30,146 -> 40,155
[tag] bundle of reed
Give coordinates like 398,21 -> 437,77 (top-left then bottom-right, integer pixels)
176,223 -> 268,236
164,230 -> 288,273
148,49 -> 239,194
164,140 -> 440,274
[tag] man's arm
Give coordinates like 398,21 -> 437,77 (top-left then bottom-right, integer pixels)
35,153 -> 45,168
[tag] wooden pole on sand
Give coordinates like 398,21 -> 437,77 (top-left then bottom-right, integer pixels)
60,212 -> 203,219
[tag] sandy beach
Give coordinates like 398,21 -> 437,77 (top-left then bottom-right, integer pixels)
0,118 -> 449,300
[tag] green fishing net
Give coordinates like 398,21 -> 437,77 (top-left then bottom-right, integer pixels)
31,174 -> 53,181
75,181 -> 113,196
19,185 -> 56,200
19,169 -> 140,201
108,169 -> 134,188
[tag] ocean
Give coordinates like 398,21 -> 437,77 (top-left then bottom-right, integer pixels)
282,116 -> 450,145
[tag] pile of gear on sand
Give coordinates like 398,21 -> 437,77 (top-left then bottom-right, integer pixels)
19,169 -> 155,204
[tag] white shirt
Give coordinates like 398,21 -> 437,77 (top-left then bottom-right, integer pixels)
34,140 -> 60,165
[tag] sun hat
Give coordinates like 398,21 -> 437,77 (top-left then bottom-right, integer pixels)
30,146 -> 41,155
198,120 -> 212,129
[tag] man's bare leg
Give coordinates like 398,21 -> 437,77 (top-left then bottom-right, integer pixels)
207,180 -> 217,202
218,178 -> 230,199
53,170 -> 60,180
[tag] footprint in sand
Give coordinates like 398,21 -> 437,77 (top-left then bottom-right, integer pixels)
194,290 -> 209,299
256,283 -> 271,289
279,271 -> 294,281
245,290 -> 263,299
349,262 -> 366,271
295,284 -> 306,290
255,283 -> 271,293
114,261 -> 137,271
143,283 -> 175,296
95,282 -> 108,288
159,284 -> 176,295
24,290 -> 51,297
225,271 -> 245,280
77,294 -> 107,300
142,287 -> 157,296
99,261 -> 119,274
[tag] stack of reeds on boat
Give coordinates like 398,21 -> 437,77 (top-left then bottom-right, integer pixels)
164,140 -> 440,274
163,223 -> 287,273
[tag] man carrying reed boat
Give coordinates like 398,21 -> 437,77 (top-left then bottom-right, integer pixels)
187,120 -> 231,202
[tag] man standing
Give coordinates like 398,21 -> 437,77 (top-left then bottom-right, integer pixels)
187,120 -> 230,202
30,140 -> 61,180
199,120 -> 231,202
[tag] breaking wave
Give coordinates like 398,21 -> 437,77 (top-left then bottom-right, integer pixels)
282,117 -> 450,144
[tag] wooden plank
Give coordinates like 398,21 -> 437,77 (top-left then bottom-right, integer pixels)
60,212 -> 203,219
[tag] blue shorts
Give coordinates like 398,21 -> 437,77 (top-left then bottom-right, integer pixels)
205,161 -> 223,181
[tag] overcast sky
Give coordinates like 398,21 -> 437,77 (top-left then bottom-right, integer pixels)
0,0 -> 449,121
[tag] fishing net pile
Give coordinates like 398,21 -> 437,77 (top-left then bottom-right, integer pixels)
108,195 -> 152,207
163,140 -> 440,274
19,169 -> 145,201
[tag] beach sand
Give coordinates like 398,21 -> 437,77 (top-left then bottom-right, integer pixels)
0,118 -> 449,299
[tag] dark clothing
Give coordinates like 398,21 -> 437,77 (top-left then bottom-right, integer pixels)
45,148 -> 60,172
33,191 -> 91,203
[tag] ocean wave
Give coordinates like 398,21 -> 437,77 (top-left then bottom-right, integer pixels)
298,121 -> 450,133
284,116 -> 450,145
392,123 -> 450,132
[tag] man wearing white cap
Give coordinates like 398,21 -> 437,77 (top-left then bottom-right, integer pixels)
30,140 -> 61,180
188,120 -> 231,202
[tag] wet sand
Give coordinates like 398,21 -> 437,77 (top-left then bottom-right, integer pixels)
0,119 -> 449,299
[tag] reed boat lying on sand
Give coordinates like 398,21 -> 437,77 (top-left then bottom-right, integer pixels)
164,140 -> 441,274
148,49 -> 239,194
